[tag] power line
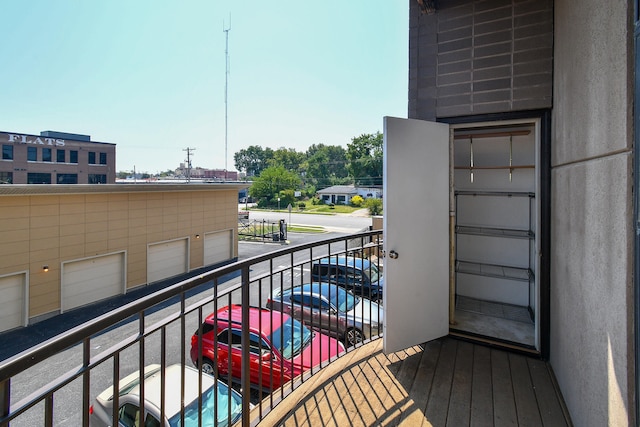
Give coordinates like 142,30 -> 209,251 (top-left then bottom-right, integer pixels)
183,147 -> 195,182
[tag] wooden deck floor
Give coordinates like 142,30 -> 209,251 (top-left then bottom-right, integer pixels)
257,337 -> 571,427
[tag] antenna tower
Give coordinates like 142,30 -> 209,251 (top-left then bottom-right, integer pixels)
223,17 -> 231,180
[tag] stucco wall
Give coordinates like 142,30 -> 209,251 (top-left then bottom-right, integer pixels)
551,0 -> 634,425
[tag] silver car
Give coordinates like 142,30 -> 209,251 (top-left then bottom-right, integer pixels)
267,282 -> 383,347
89,363 -> 243,427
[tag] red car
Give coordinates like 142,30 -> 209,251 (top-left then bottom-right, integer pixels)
190,305 -> 345,391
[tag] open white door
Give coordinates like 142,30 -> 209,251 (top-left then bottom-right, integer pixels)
383,117 -> 450,354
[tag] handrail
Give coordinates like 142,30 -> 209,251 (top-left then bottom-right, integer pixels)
0,229 -> 383,427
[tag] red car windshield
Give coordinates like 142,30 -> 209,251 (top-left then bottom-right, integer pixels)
268,317 -> 312,359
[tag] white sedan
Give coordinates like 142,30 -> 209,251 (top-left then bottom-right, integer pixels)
89,363 -> 243,427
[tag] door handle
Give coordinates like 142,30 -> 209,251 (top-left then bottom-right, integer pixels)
389,250 -> 399,259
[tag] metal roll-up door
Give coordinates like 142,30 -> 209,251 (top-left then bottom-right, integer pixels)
204,230 -> 233,266
0,273 -> 27,332
62,253 -> 125,312
147,238 -> 188,284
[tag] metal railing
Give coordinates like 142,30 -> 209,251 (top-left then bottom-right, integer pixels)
0,230 -> 383,427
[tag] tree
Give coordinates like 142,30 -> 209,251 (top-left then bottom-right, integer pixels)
249,166 -> 301,205
304,144 -> 349,189
268,147 -> 305,173
234,145 -> 274,177
346,132 -> 383,186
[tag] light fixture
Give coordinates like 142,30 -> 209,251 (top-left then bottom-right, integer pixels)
43,265 -> 49,272
195,234 -> 200,239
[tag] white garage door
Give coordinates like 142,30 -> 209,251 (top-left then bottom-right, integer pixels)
148,239 -> 188,284
0,273 -> 27,333
62,253 -> 125,312
204,230 -> 233,266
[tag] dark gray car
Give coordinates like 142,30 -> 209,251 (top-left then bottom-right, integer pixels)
267,282 -> 382,347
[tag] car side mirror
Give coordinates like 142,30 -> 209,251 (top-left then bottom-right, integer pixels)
261,351 -> 272,360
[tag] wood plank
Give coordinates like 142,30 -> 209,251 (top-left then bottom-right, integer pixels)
446,340 -> 474,426
491,348 -> 518,426
470,344 -> 494,427
424,338 -> 457,425
509,353 -> 543,427
527,358 -> 569,427
398,340 -> 440,427
261,337 -> 571,427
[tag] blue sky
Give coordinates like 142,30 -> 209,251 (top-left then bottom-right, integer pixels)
0,1 -> 408,174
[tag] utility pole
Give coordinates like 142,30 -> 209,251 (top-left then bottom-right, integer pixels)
223,17 -> 231,181
183,147 -> 195,182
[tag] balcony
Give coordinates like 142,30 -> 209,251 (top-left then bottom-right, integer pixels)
0,230 -> 570,426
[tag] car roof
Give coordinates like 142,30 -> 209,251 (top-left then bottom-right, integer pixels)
126,364 -> 216,418
285,282 -> 343,297
316,256 -> 370,268
205,304 -> 288,334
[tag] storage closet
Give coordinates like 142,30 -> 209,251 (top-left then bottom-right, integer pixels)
451,123 -> 538,348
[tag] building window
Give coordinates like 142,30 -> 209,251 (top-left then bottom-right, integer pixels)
2,145 -> 13,160
0,172 -> 12,184
27,173 -> 52,184
42,148 -> 52,162
27,147 -> 37,161
57,173 -> 78,184
70,150 -> 78,164
88,152 -> 96,164
88,174 -> 107,184
99,152 -> 107,165
56,149 -> 65,163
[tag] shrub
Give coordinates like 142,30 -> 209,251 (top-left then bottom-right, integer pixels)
350,195 -> 364,207
364,198 -> 383,216
298,202 -> 306,210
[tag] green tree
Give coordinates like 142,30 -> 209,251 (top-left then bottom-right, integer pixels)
346,132 -> 383,186
268,147 -> 305,173
234,145 -> 274,176
249,166 -> 301,205
305,144 -> 349,189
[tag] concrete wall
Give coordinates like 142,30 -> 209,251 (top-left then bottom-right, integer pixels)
551,0 -> 634,425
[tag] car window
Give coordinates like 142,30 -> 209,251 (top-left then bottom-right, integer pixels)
291,294 -> 306,306
311,296 -> 330,311
216,328 -> 241,347
118,403 -> 139,427
144,414 -> 160,427
249,331 -> 269,355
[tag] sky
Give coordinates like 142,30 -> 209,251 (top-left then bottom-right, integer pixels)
0,1 -> 409,174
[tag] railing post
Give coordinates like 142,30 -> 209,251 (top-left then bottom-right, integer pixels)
241,263 -> 251,427
0,378 -> 9,427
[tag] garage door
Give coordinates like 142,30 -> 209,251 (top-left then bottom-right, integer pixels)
204,230 -> 233,266
62,253 -> 125,312
0,273 -> 27,333
148,238 -> 188,284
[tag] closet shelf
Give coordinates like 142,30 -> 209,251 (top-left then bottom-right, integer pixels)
455,190 -> 535,197
454,165 -> 534,170
454,130 -> 531,139
456,225 -> 534,239
456,260 -> 533,282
